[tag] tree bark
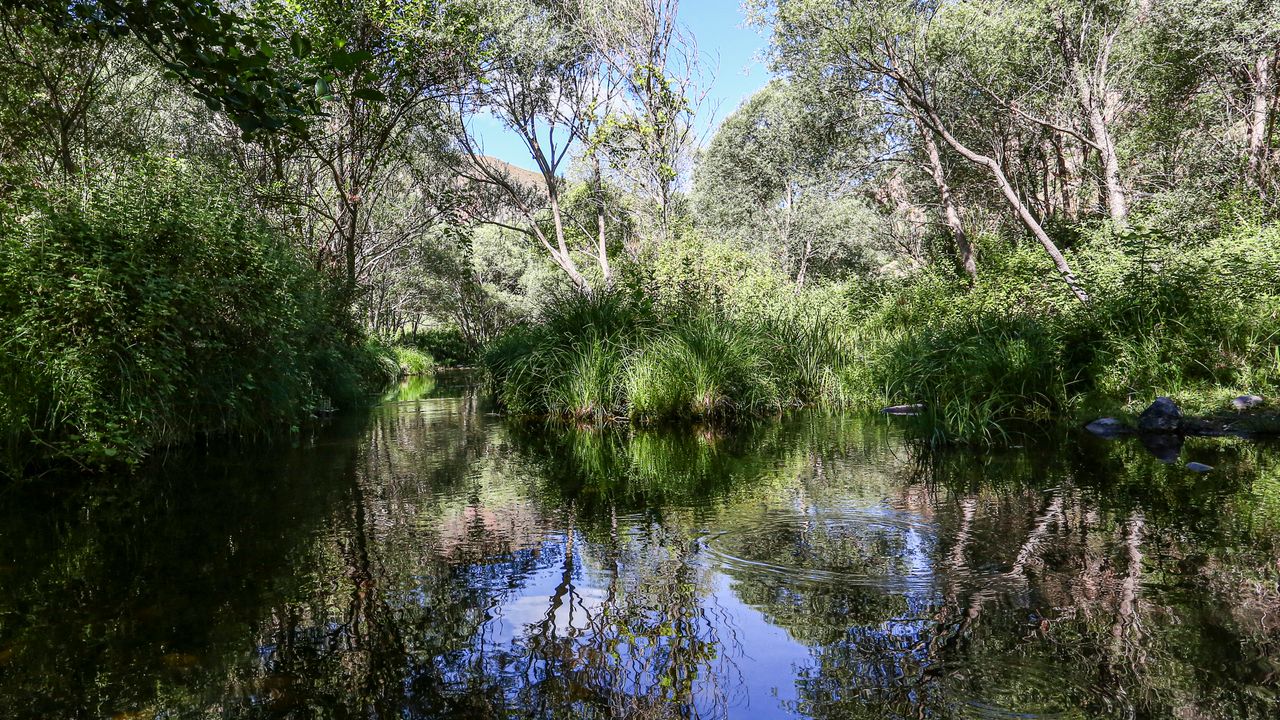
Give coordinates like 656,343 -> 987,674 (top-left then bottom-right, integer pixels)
593,157 -> 612,288
546,191 -> 590,293
1052,134 -> 1081,221
916,115 -> 976,282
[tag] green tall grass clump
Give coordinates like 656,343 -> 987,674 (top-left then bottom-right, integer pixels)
483,286 -> 817,421
627,313 -> 780,419
484,290 -> 654,419
0,160 -> 391,472
392,345 -> 435,376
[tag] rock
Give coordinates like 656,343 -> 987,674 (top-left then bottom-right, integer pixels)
882,403 -> 925,416
1137,396 -> 1182,433
1233,395 -> 1265,411
1186,462 -> 1214,473
1139,433 -> 1183,463
1085,417 -> 1130,437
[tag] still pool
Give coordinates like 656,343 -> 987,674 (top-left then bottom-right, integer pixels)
2,376 -> 1279,718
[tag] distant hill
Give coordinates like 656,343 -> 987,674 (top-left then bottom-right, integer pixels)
478,155 -> 544,191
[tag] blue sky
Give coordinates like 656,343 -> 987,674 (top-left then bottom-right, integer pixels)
473,0 -> 772,172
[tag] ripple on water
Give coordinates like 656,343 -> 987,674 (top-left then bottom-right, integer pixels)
702,508 -> 940,591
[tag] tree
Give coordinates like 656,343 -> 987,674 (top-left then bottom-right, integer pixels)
453,0 -> 616,293
230,0 -> 479,297
576,0 -> 705,244
693,80 -> 885,284
1144,0 -> 1280,195
754,0 -> 1092,303
13,0 -> 326,139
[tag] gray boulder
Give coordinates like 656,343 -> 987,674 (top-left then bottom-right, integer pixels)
1232,394 -> 1264,411
1138,397 -> 1182,432
1186,462 -> 1214,473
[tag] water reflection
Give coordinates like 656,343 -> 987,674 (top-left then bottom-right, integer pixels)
2,391 -> 1279,719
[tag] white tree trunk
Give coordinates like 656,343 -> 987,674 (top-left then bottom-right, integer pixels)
917,115 -> 976,281
912,97 -> 1091,304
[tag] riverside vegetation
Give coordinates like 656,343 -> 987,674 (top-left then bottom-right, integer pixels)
4,0 -> 1280,474
486,224 -> 1280,442
0,162 -> 401,471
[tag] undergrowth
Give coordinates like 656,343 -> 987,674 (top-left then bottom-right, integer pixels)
0,160 -> 394,473
483,223 -> 1280,443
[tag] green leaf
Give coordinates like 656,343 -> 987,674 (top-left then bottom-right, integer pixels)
330,49 -> 374,73
290,32 -> 311,58
352,88 -> 387,103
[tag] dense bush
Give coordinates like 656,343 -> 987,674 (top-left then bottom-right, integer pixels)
0,161 -> 393,472
853,224 -> 1280,440
398,326 -> 474,367
483,223 -> 1280,442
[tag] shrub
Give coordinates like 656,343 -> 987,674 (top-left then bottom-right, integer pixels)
0,160 -> 389,472
400,326 -> 473,367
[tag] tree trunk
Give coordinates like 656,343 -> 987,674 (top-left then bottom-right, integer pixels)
917,116 -> 976,282
593,157 -> 612,287
911,96 -> 1091,304
1247,52 -> 1275,192
344,200 -> 358,292
1052,134 -> 1081,222
546,191 -> 591,293
1072,48 -> 1128,226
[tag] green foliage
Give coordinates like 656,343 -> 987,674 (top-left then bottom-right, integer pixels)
692,80 -> 886,282
0,160 -> 389,472
484,221 -> 1280,443
392,345 -> 435,376
627,313 -> 781,419
838,224 -> 1280,441
484,289 -> 655,418
400,326 -> 474,367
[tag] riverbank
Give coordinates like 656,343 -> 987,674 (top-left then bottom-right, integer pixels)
482,224 -> 1280,442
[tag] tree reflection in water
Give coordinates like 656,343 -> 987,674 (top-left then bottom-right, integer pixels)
1,390 -> 1279,719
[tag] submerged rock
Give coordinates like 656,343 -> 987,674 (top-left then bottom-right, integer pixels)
1186,461 -> 1214,473
882,404 -> 925,416
1233,395 -> 1265,411
1138,397 -> 1182,433
1085,417 -> 1130,437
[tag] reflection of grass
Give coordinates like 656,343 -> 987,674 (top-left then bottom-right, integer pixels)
382,374 -> 438,402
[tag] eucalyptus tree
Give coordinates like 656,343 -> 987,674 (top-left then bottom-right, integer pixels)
1143,0 -> 1280,196
753,0 -> 1092,303
693,80 -> 885,284
943,0 -> 1143,227
450,0 -> 616,292
576,0 -> 705,244
229,0 -> 480,298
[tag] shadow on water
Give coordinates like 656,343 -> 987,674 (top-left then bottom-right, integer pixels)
2,386 -> 1280,719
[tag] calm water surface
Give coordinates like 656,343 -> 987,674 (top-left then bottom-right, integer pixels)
3,376 -> 1280,719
